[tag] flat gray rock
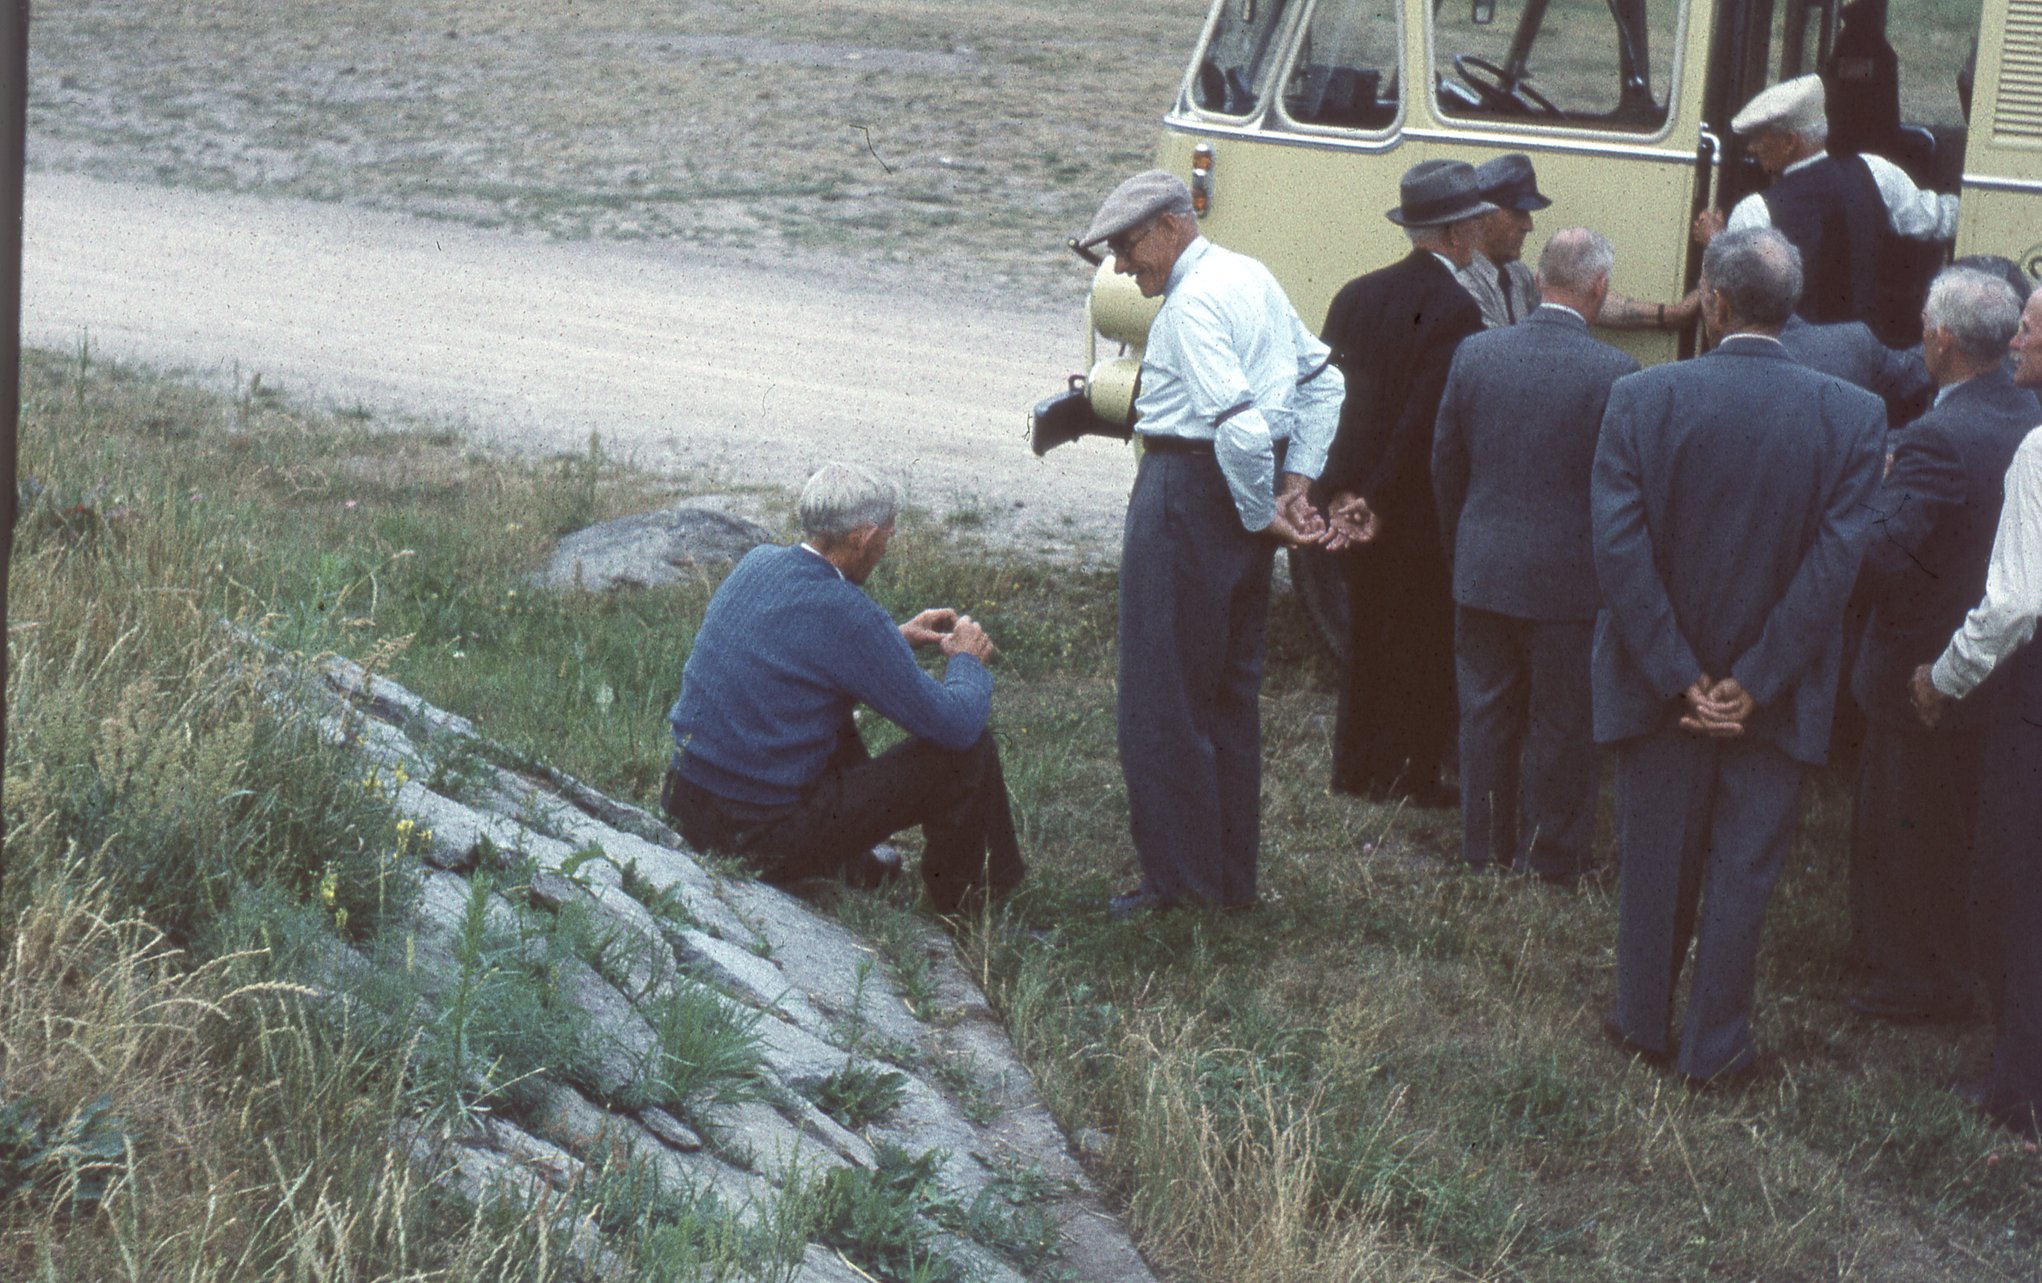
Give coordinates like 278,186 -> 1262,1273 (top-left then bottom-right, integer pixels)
265,650 -> 1161,1283
532,504 -> 776,592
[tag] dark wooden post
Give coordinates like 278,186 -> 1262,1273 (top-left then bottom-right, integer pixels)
0,1 -> 30,920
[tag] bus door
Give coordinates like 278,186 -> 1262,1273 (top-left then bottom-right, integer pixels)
1703,0 -> 1984,342
1956,0 -> 2042,274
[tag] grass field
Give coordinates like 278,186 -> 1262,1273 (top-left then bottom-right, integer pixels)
8,351 -> 2038,1280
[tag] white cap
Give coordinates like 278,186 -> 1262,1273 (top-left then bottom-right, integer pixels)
1732,74 -> 1827,136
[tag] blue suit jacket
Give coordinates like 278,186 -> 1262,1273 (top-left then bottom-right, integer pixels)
1852,366 -> 2040,728
1777,314 -> 1934,426
1434,306 -> 1640,620
1590,337 -> 1885,762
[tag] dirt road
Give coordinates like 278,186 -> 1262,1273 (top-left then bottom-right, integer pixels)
23,170 -> 1136,558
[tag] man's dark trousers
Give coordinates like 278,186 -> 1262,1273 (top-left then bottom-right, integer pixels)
1610,730 -> 1805,1080
1456,607 -> 1596,875
1337,514 -> 1456,796
663,723 -> 1023,912
1848,721 -> 1983,1014
1118,445 -> 1271,910
1976,646 -> 2042,1132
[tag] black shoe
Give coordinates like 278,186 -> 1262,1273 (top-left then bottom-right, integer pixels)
1950,1075 -> 1990,1109
1107,886 -> 1171,922
1600,1016 -> 1671,1069
1844,990 -> 1971,1024
1681,1054 -> 1768,1094
844,843 -> 905,890
1525,863 -> 1616,890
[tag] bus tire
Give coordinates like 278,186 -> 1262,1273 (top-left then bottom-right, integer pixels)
1287,543 -> 1350,666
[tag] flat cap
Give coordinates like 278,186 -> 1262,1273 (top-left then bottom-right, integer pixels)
1386,159 -> 1496,227
1475,153 -> 1552,212
1732,74 -> 1827,135
1079,170 -> 1194,249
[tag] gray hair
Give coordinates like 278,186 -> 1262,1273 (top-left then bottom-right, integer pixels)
1701,227 -> 1803,327
1952,254 -> 2033,307
1925,267 -> 2025,365
1537,227 -> 1614,295
1792,118 -> 1829,148
799,462 -> 899,543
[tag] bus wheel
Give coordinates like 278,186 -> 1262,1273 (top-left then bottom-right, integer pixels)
1287,542 -> 1350,666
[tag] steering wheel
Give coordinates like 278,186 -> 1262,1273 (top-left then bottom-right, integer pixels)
1450,53 -> 1563,117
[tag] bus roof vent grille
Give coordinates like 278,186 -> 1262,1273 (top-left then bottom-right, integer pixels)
1995,0 -> 2042,142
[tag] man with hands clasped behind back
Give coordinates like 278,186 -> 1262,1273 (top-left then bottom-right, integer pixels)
1075,169 -> 1343,920
1592,228 -> 1884,1086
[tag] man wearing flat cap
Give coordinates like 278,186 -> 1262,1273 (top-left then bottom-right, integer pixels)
1698,73 -> 1957,332
1319,159 -> 1492,808
1077,169 -> 1345,919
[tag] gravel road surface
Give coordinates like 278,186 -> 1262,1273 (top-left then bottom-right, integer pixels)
23,171 -> 1136,558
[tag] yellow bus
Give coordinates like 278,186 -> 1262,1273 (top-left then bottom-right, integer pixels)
1034,0 -> 2042,650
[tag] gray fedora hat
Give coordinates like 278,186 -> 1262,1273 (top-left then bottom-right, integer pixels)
1079,170 -> 1195,249
1474,153 -> 1552,212
1385,159 -> 1496,227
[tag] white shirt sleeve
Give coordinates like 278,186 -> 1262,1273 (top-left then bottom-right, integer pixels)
1725,192 -> 1772,233
1860,153 -> 1961,241
1931,427 -> 2042,697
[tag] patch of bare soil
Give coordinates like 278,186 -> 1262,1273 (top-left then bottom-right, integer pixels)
28,0 -> 1210,300
23,170 -> 1139,560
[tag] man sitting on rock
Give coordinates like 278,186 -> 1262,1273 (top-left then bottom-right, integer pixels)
660,461 -> 1024,912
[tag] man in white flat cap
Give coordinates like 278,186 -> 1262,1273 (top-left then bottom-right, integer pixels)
1076,169 -> 1344,920
1696,73 -> 1957,330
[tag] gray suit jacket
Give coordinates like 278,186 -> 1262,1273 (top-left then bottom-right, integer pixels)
1777,314 -> 1933,425
1852,366 -> 2039,728
1434,306 -> 1640,620
1591,337 -> 1885,762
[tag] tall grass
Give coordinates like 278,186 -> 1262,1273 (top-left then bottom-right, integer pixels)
10,348 -> 2042,1279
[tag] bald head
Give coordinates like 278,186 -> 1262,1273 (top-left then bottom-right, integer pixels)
1536,228 -> 1613,319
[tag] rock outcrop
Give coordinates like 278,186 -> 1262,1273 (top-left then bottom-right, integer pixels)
302,651 -> 1155,1283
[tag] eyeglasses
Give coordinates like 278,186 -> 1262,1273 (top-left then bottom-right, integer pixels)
1106,219 -> 1159,262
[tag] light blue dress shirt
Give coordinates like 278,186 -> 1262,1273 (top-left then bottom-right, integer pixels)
1134,237 -> 1345,530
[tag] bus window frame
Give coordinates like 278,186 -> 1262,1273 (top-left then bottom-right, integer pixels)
1421,0 -> 1697,145
1178,0 -> 1314,125
1264,0 -> 1410,139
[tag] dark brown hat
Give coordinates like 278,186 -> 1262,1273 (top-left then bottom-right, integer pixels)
1475,153 -> 1552,212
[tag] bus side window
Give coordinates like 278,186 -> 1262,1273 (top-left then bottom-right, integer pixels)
1282,0 -> 1402,130
1192,0 -> 1299,117
1431,0 -> 1680,132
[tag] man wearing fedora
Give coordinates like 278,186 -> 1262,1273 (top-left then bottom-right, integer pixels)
1319,159 -> 1492,808
1075,169 -> 1345,919
1696,73 -> 1957,335
1460,153 -> 1700,334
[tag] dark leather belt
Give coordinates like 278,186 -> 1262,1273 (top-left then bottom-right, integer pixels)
1137,435 -> 1290,468
1137,433 -> 1215,455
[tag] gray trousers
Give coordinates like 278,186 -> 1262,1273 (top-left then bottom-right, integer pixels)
1847,718 -> 1982,1012
1455,606 -> 1598,874
1116,447 -> 1272,910
1609,729 -> 1805,1080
